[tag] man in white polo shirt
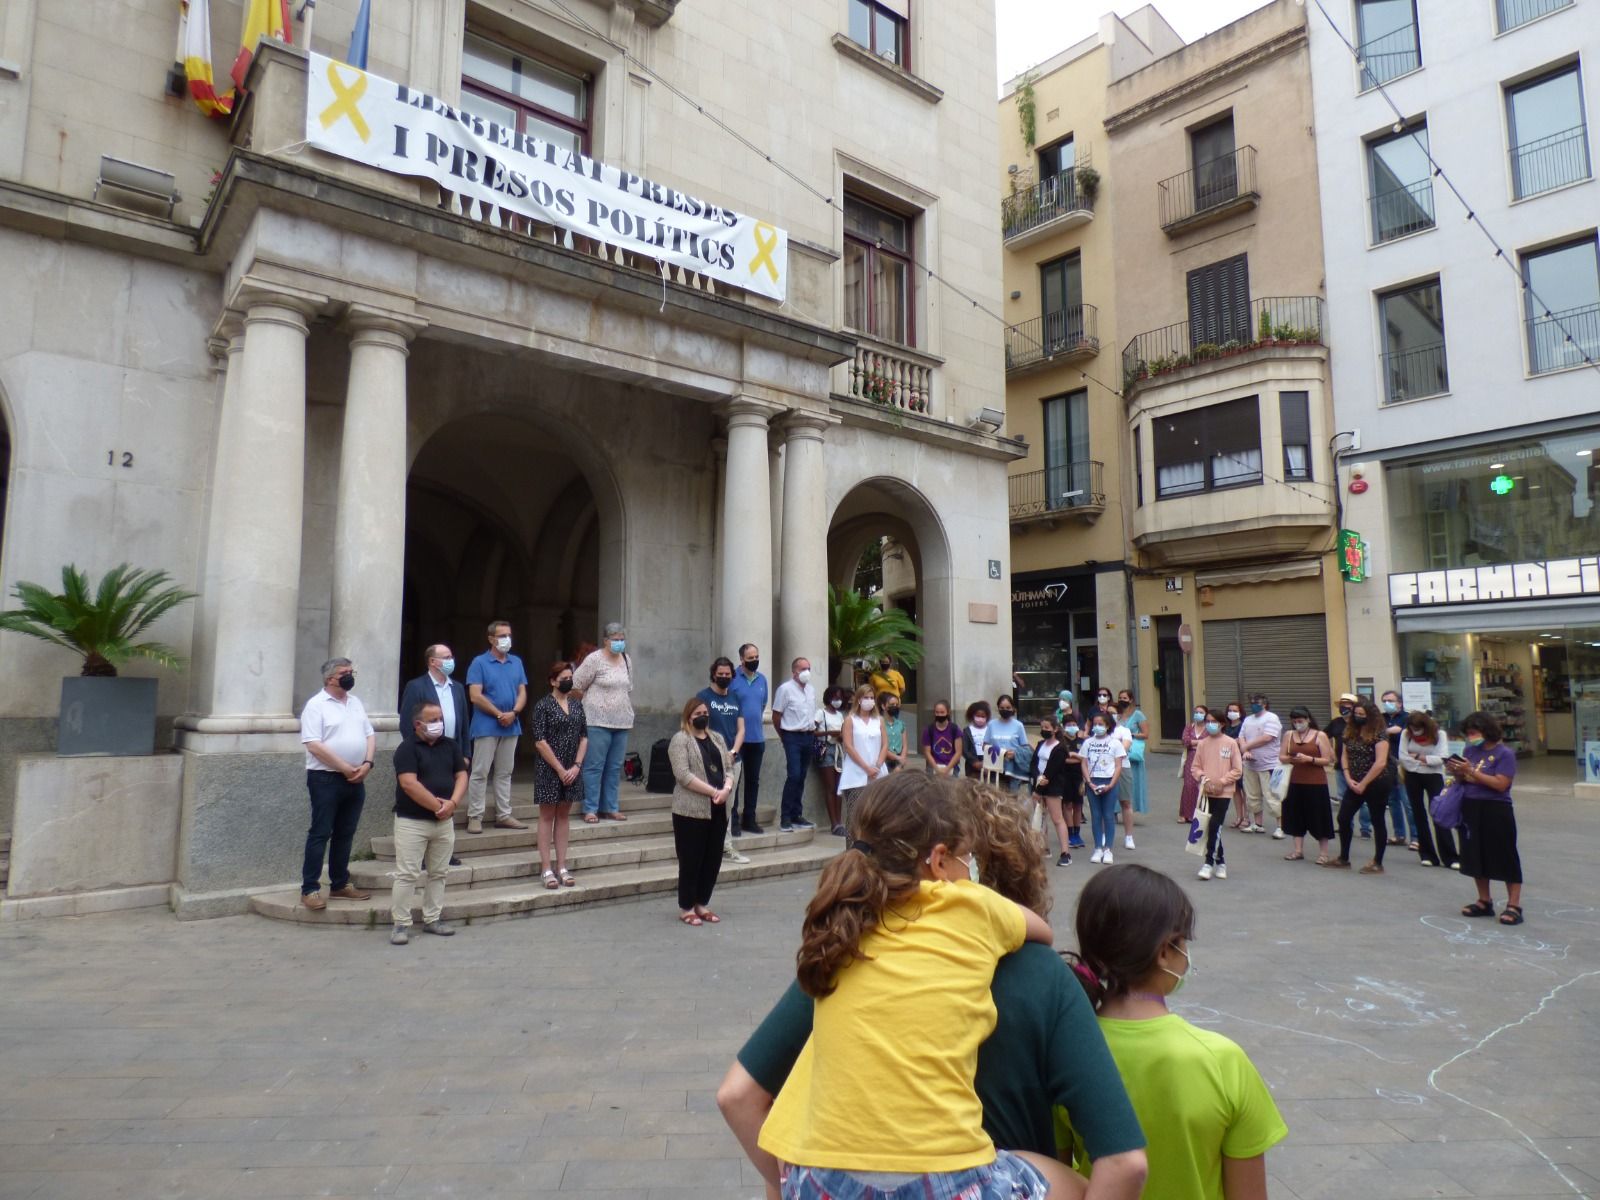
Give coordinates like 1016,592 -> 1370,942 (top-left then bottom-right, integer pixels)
772,657 -> 819,834
299,656 -> 376,910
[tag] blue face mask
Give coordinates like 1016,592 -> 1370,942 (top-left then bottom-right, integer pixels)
1382,701 -> 1398,714
1250,702 -> 1264,714
1092,725 -> 1106,737
610,639 -> 627,654
1065,724 -> 1079,736
1206,721 -> 1221,735
438,658 -> 455,676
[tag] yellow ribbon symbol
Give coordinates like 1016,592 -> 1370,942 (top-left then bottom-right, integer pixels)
748,221 -> 780,283
319,62 -> 371,143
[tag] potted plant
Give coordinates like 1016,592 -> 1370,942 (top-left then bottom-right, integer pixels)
827,584 -> 926,687
0,564 -> 196,756
1075,164 -> 1101,206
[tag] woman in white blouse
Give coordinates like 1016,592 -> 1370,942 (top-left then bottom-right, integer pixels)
1400,711 -> 1457,868
837,683 -> 888,844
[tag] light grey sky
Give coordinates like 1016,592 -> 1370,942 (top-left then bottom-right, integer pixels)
995,0 -> 1272,83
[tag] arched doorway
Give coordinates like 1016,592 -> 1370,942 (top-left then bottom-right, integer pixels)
827,477 -> 955,712
0,401 -> 10,575
399,414 -> 613,698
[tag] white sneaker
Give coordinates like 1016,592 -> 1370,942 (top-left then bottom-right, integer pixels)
1102,850 -> 1114,864
1248,823 -> 1265,834
1197,863 -> 1213,881
1272,828 -> 1286,840
1215,864 -> 1228,880
1090,847 -> 1104,864
724,846 -> 750,864
1124,835 -> 1136,850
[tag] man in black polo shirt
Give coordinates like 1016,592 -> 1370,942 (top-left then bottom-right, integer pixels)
390,700 -> 467,945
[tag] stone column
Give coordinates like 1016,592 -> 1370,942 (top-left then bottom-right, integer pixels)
769,440 -> 785,602
777,411 -> 837,676
329,307 -> 424,725
719,400 -> 777,662
200,289 -> 322,721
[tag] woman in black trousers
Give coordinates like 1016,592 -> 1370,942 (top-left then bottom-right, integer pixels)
668,695 -> 735,926
1327,698 -> 1391,874
1400,711 -> 1458,868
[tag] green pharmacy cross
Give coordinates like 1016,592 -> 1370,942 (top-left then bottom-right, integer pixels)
1490,474 -> 1516,496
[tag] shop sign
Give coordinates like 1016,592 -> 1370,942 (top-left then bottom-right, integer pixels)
305,53 -> 789,300
1011,581 -> 1071,610
1338,529 -> 1368,583
1389,557 -> 1600,608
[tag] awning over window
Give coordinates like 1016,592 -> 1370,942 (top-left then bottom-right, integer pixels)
1194,559 -> 1323,589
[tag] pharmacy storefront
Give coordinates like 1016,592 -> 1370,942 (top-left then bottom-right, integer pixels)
1384,428 -> 1600,781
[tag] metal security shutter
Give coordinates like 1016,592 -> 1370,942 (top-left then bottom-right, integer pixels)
1202,615 -> 1331,717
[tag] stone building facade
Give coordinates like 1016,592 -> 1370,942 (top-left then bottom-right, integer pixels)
0,0 -> 1017,915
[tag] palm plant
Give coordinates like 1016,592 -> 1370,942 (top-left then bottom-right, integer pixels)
827,584 -> 925,670
0,564 -> 197,677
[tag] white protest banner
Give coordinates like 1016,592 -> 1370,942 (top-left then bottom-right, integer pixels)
304,52 -> 788,301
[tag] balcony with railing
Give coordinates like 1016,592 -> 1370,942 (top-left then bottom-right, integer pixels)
1511,125 -> 1592,200
1497,0 -> 1573,33
1158,146 -> 1258,235
843,338 -> 938,415
1005,305 -> 1099,375
1009,461 -> 1106,524
1527,304 -> 1600,375
1121,296 -> 1325,393
1002,158 -> 1098,248
1358,24 -> 1421,90
1383,343 -> 1449,403
1370,178 -> 1435,244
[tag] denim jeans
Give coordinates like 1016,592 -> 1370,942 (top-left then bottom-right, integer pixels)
1087,780 -> 1119,849
1387,778 -> 1413,841
736,741 -> 764,827
780,733 -> 813,826
302,770 -> 366,895
582,726 -> 629,815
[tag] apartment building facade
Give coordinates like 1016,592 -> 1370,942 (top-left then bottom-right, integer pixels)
0,0 -> 1018,913
1108,0 -> 1351,749
1310,0 -> 1600,779
998,9 -> 1184,722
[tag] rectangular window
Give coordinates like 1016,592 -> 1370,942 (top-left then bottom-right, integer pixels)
1189,115 -> 1238,214
1037,136 -> 1078,210
1522,236 -> 1600,374
848,0 -> 909,67
1042,390 -> 1091,510
1153,396 -> 1263,499
1507,65 -> 1592,200
1497,0 -> 1573,35
1380,278 -> 1449,402
460,33 -> 590,154
1039,136 -> 1076,181
1368,121 -> 1434,243
1134,424 -> 1144,507
1186,254 -> 1251,348
1280,392 -> 1312,480
844,193 -> 914,346
1356,0 -> 1421,89
1040,253 -> 1083,353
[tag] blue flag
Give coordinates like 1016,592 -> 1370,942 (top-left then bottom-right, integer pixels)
346,0 -> 371,69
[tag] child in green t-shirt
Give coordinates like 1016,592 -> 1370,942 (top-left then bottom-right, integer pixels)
1059,864 -> 1287,1200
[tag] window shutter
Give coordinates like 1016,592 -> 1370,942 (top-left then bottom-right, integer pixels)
1202,622 -> 1243,709
1279,392 -> 1311,446
1222,254 -> 1250,342
1187,266 -> 1215,347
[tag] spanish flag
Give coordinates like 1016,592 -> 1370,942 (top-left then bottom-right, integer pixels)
182,0 -> 234,119
231,0 -> 292,89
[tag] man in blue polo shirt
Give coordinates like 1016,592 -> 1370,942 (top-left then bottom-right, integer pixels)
727,642 -> 769,836
464,619 -> 529,835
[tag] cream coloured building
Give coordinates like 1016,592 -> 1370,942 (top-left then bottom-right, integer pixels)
0,0 -> 1018,916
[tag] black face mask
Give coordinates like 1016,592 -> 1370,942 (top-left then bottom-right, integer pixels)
1349,714 -> 1367,727
998,708 -> 1015,719
691,714 -> 710,730
1339,707 -> 1353,718
714,675 -> 733,688
557,679 -> 574,694
934,715 -> 949,725
337,672 -> 355,691
886,705 -> 900,716
745,659 -> 759,673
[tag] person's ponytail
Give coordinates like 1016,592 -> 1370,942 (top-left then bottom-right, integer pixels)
796,848 -> 894,997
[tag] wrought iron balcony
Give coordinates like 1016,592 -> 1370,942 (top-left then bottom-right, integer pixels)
1002,161 -> 1098,247
1009,462 -> 1106,523
1510,124 -> 1592,200
1158,146 -> 1257,234
1358,23 -> 1421,89
1005,305 -> 1099,374
1383,343 -> 1449,402
1497,0 -> 1573,32
1121,296 -> 1324,392
1527,304 -> 1600,375
1370,178 -> 1435,244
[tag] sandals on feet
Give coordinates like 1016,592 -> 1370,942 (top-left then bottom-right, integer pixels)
679,912 -> 703,926
600,812 -> 628,822
1499,905 -> 1524,926
1314,854 -> 1332,865
697,909 -> 721,924
1462,899 -> 1496,918
582,813 -> 600,824
543,870 -> 560,890
558,868 -> 576,887
1284,852 -> 1304,860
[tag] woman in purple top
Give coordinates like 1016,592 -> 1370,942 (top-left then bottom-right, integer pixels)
1450,711 -> 1524,926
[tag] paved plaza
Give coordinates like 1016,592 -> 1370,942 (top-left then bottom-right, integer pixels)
2,754 -> 1598,1200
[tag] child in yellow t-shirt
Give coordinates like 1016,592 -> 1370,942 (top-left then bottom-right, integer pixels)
758,772 -> 1079,1200
1060,864 -> 1287,1200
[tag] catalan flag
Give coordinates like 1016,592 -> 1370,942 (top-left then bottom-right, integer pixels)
181,0 -> 234,119
231,0 -> 292,90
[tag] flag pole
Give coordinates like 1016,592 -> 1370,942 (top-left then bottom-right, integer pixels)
297,0 -> 316,50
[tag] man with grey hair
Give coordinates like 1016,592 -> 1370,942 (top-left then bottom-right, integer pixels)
299,656 -> 376,910
465,619 -> 529,834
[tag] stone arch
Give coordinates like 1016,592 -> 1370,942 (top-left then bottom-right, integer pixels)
0,379 -> 12,585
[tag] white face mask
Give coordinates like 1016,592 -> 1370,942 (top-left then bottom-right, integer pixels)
495,636 -> 511,652
797,669 -> 812,684
859,698 -> 875,713
422,720 -> 444,739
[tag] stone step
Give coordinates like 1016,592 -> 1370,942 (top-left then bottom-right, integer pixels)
249,841 -> 839,926
349,826 -> 817,890
371,805 -> 780,859
440,787 -> 676,827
